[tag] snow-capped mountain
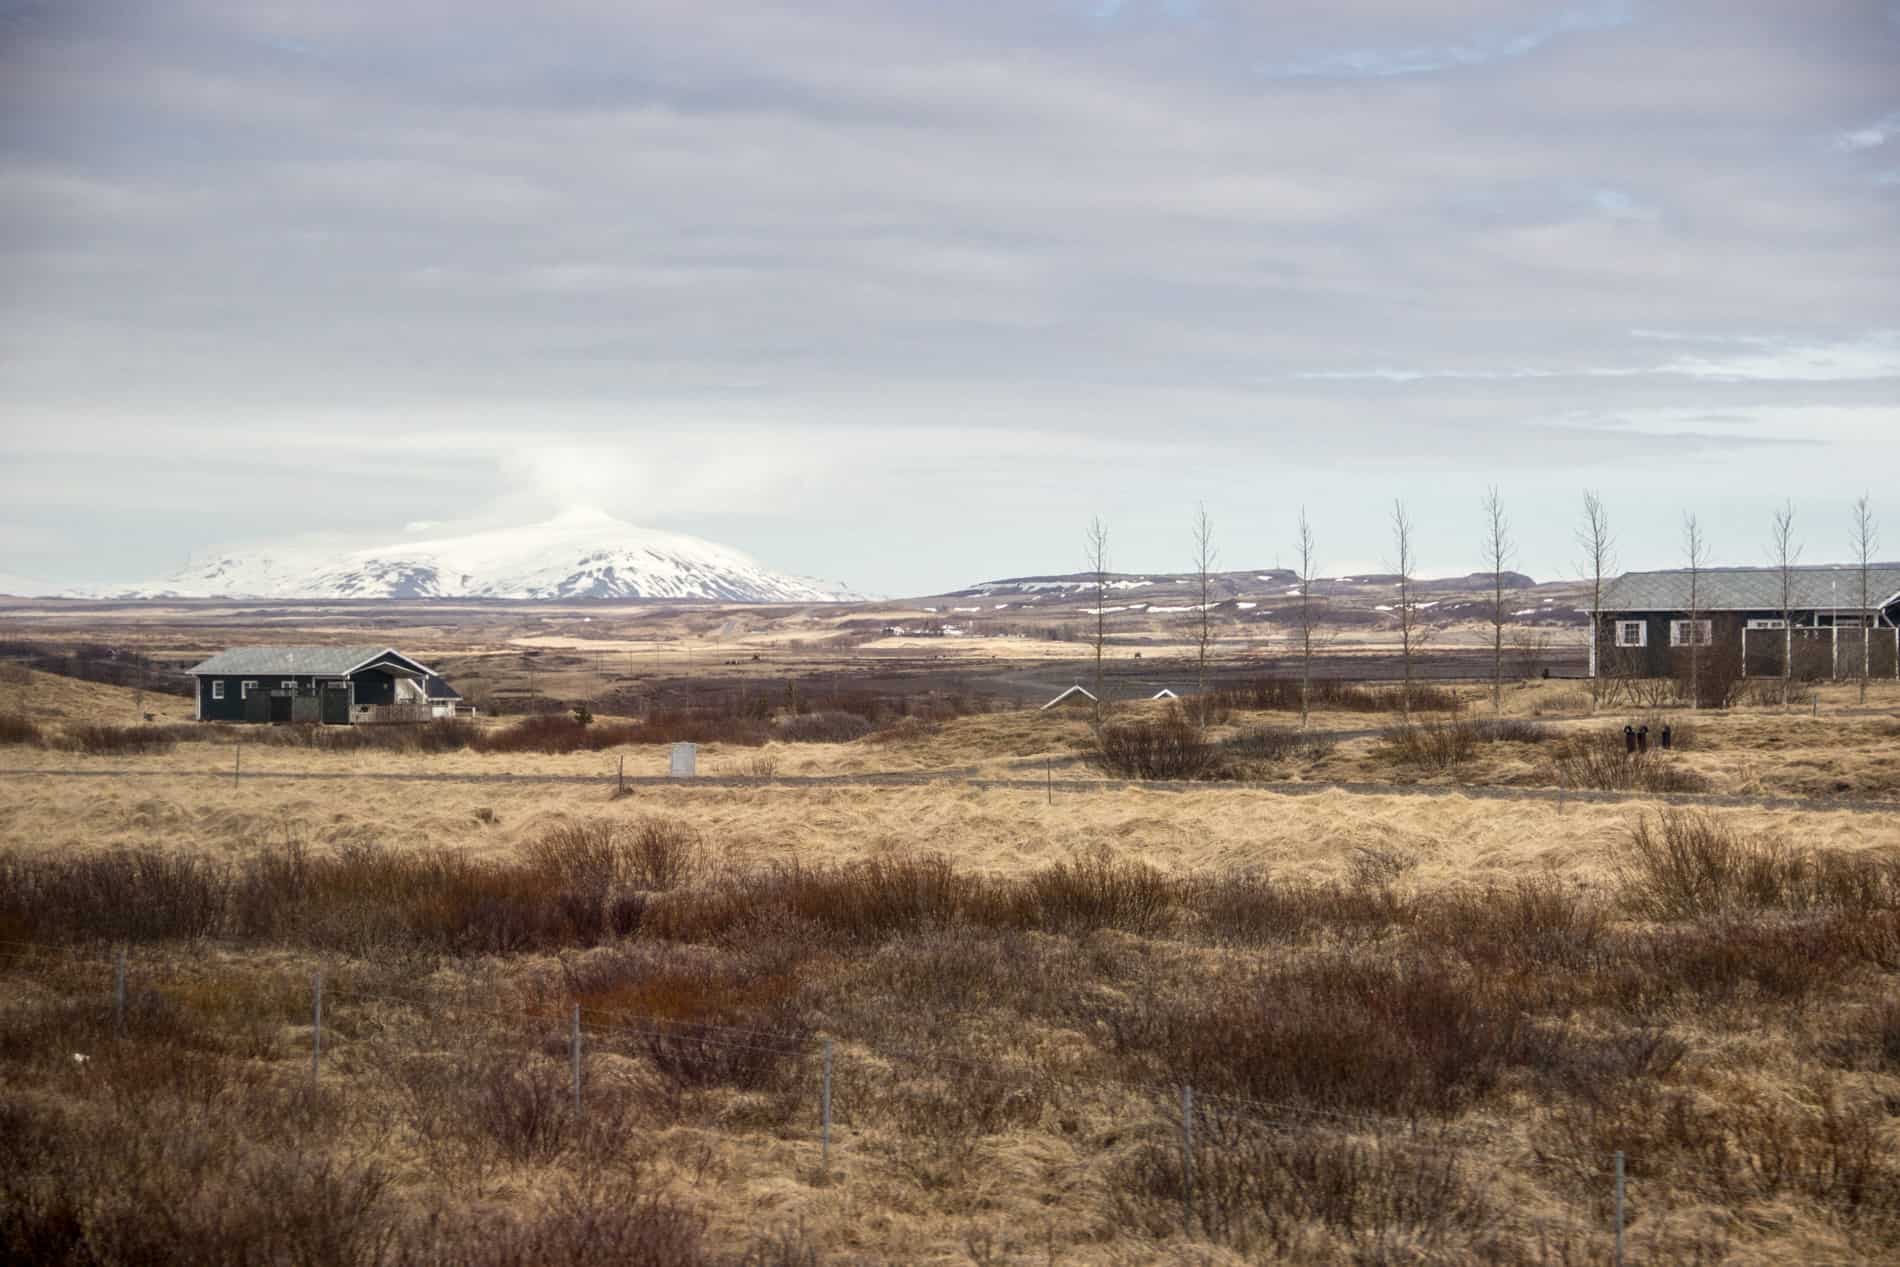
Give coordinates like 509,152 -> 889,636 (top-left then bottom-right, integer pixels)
91,509 -> 855,602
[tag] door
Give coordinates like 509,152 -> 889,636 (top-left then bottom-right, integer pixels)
269,692 -> 293,723
321,682 -> 350,725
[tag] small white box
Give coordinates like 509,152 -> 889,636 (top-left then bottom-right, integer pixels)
669,742 -> 697,778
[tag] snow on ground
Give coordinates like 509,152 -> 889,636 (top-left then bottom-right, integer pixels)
1236,601 -> 1257,609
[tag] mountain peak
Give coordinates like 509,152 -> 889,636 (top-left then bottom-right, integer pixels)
83,513 -> 856,603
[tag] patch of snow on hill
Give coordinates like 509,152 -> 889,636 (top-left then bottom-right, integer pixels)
87,508 -> 856,603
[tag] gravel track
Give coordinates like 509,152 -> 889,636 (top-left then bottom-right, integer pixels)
3,764 -> 1896,817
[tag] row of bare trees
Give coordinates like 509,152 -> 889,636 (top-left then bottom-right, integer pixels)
1085,490 -> 1885,728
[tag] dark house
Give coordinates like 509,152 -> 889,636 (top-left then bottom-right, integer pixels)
1592,566 -> 1900,682
185,646 -> 448,724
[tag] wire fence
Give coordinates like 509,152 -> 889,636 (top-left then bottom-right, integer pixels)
2,937 -> 1774,1263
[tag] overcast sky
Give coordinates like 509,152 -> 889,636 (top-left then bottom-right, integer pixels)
2,0 -> 1896,594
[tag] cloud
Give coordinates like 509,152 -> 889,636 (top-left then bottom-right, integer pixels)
0,1 -> 1896,590
1262,2 -> 1633,78
1836,110 -> 1900,151
1293,332 -> 1900,385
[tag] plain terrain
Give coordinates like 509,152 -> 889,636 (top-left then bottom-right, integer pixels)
4,614 -> 1900,1265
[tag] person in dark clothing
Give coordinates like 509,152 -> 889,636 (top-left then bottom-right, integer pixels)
1624,724 -> 1637,754
1661,723 -> 1672,751
1637,725 -> 1649,754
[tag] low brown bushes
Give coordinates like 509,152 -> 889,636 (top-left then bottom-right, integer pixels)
473,715 -> 644,754
1379,717 -> 1549,771
1618,811 -> 1900,920
1096,955 -> 1559,1117
0,713 -> 39,746
1208,676 -> 1464,715
1545,729 -> 1709,792
1379,718 -> 1479,769
1216,725 -> 1335,764
1009,850 -> 1176,936
1118,1114 -> 1493,1254
1093,710 -> 1222,780
772,711 -> 874,743
60,722 -> 183,755
0,849 -> 228,943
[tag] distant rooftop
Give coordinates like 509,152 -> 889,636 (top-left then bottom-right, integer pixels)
1600,565 -> 1900,613
185,646 -> 433,676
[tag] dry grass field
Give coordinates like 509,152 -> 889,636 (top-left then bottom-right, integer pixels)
7,650 -> 1900,1264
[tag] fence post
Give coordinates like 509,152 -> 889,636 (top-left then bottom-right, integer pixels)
113,947 -> 126,1037
1181,1085 -> 1195,1238
571,1005 -> 582,1121
617,755 -> 625,795
1046,758 -> 1052,805
234,745 -> 241,787
311,971 -> 322,1086
821,1038 -> 833,1173
1614,1150 -> 1625,1267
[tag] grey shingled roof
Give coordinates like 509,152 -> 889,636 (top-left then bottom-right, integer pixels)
186,645 -> 424,676
1600,566 -> 1900,613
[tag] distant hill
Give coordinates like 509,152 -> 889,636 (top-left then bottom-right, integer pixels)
74,508 -> 859,603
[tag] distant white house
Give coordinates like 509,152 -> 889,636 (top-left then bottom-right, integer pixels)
1039,685 -> 1097,711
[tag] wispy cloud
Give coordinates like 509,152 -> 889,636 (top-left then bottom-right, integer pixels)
1262,2 -> 1632,79
1297,332 -> 1900,384
1836,110 -> 1900,152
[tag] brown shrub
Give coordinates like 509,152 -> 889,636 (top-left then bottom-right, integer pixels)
1546,729 -> 1709,793
1097,954 -> 1558,1117
1119,1113 -> 1493,1254
773,711 -> 874,743
59,723 -> 182,755
1094,710 -> 1222,780
1617,811 -> 1900,921
0,849 -> 228,943
0,713 -> 39,746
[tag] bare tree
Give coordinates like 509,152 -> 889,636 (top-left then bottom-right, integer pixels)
1085,515 -> 1110,726
1391,500 -> 1419,721
1295,507 -> 1321,730
1189,504 -> 1217,731
1853,494 -> 1879,705
1682,513 -> 1709,709
1768,499 -> 1801,706
1576,491 -> 1615,712
1481,487 -> 1513,714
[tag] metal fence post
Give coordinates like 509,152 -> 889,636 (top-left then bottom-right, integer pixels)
822,1039 -> 833,1173
113,947 -> 126,1037
311,971 -> 322,1085
234,746 -> 241,787
1614,1150 -> 1625,1267
1181,1085 -> 1195,1237
571,1005 -> 582,1121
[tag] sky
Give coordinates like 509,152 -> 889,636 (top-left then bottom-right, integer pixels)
1,0 -> 1896,595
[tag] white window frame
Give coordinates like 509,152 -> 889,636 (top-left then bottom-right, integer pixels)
241,679 -> 258,699
1746,618 -> 1786,630
211,680 -> 225,701
1614,620 -> 1647,648
1670,619 -> 1713,648
281,679 -> 297,691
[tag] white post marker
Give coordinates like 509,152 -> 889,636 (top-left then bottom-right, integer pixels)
669,742 -> 697,778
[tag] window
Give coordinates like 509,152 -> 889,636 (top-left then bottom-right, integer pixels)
1670,620 -> 1713,647
241,680 -> 258,698
211,681 -> 225,701
1615,621 -> 1647,648
281,680 -> 297,691
1746,619 -> 1786,630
